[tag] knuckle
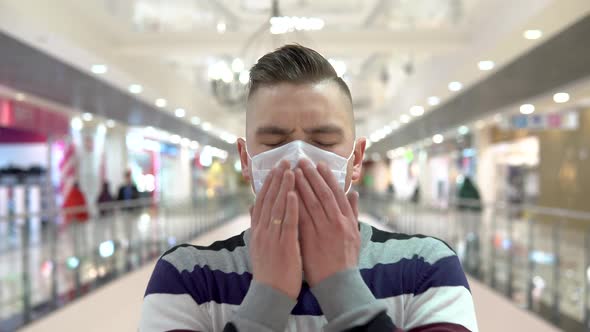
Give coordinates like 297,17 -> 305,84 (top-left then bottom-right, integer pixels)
318,189 -> 332,201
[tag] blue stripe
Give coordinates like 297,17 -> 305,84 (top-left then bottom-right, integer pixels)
145,255 -> 469,315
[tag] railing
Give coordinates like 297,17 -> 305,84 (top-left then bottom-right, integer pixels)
360,192 -> 590,332
0,192 -> 251,331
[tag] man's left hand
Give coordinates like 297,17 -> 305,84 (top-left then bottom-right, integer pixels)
295,159 -> 361,287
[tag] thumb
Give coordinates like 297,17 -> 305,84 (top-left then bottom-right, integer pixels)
347,190 -> 359,221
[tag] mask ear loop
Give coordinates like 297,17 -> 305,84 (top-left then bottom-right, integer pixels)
243,140 -> 258,196
344,139 -> 357,194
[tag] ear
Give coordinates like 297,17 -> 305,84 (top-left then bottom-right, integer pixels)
237,138 -> 251,181
351,137 -> 366,183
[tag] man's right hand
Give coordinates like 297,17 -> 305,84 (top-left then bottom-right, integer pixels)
249,160 -> 302,300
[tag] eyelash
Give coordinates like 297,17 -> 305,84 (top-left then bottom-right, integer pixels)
265,141 -> 336,148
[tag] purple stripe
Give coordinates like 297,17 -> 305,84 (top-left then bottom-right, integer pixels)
145,255 -> 469,315
362,255 -> 470,299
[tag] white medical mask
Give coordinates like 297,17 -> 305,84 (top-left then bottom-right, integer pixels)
247,140 -> 356,194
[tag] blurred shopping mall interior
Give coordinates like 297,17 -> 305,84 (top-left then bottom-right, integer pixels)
0,0 -> 590,331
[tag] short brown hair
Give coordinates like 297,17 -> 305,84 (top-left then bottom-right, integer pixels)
247,44 -> 352,103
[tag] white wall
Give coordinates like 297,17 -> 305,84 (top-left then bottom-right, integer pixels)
0,143 -> 47,168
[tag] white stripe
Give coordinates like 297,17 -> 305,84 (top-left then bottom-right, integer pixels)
60,154 -> 76,173
404,286 -> 478,332
360,236 -> 456,268
61,177 -> 75,200
140,294 -> 212,332
140,288 -> 475,332
163,225 -> 456,275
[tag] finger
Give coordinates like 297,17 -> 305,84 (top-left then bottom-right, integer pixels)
295,167 -> 331,227
298,159 -> 342,222
270,169 -> 295,231
252,169 -> 275,227
281,191 -> 299,242
347,190 -> 359,221
317,162 -> 354,218
259,161 -> 290,228
296,190 -> 315,233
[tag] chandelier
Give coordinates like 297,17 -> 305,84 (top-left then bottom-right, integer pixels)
207,0 -> 324,108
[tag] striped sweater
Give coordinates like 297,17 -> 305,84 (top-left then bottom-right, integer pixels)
140,222 -> 478,331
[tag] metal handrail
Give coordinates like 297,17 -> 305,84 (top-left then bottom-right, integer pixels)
359,192 -> 590,332
363,191 -> 590,220
0,193 -> 243,222
0,191 -> 251,331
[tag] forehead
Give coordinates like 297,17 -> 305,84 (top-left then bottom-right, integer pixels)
246,82 -> 352,136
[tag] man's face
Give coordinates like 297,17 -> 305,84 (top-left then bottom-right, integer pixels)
237,81 -> 366,192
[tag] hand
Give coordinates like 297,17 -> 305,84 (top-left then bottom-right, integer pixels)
295,159 -> 361,287
249,160 -> 302,299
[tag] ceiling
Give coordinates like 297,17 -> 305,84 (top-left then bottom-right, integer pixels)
0,0 -> 589,149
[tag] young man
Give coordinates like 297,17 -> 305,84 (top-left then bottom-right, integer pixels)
140,45 -> 478,332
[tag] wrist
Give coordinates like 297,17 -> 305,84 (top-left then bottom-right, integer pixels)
235,280 -> 297,331
310,268 -> 378,321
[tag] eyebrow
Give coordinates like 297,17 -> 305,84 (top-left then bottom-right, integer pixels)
303,125 -> 344,136
256,126 -> 295,136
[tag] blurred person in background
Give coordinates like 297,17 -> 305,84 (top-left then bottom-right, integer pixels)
457,176 -> 481,211
97,181 -> 114,216
140,45 -> 477,332
117,170 -> 139,209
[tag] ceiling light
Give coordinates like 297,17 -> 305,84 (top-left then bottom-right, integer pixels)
400,114 -> 411,124
128,84 -> 143,94
232,58 -> 244,73
170,135 -> 181,144
458,126 -> 469,135
478,60 -> 495,71
520,104 -> 535,115
239,71 -> 250,85
174,108 -> 186,118
70,117 -> 83,130
105,119 -> 116,128
410,105 -> 425,117
432,134 -> 444,144
155,98 -> 167,108
91,64 -> 108,74
270,16 -> 324,35
201,122 -> 212,131
191,116 -> 201,125
448,81 -> 463,92
369,133 -> 381,143
427,96 -> 440,106
181,138 -> 190,147
553,92 -> 570,104
217,21 -> 226,34
82,113 -> 93,121
524,29 -> 543,40
190,141 -> 200,149
221,133 -> 237,144
15,93 -> 26,101
390,121 -> 399,129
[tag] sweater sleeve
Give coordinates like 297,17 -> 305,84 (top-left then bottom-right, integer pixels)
225,280 -> 297,332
